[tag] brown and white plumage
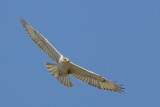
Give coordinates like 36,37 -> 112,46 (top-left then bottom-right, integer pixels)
69,63 -> 124,93
20,17 -> 124,93
20,18 -> 62,63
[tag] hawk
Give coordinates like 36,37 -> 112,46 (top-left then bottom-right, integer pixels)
20,18 -> 124,93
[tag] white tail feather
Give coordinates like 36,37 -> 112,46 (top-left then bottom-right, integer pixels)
45,62 -> 73,87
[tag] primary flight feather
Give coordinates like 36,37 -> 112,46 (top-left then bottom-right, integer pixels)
20,18 -> 124,93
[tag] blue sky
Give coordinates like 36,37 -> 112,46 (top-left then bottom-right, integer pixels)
1,0 -> 160,107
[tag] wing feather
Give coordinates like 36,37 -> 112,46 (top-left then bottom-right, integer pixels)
69,62 -> 124,93
20,18 -> 62,63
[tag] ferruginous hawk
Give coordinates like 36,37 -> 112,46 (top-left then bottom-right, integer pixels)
20,18 -> 124,93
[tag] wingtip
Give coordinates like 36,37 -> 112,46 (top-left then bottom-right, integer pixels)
114,84 -> 125,93
110,81 -> 125,93
20,17 -> 28,26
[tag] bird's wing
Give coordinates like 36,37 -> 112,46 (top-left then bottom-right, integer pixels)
20,18 -> 62,63
69,62 -> 124,93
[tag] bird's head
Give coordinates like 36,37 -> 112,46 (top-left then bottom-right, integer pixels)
62,57 -> 70,63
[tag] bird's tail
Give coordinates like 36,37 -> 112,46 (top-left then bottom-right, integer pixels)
57,74 -> 73,87
45,62 -> 73,87
45,62 -> 58,77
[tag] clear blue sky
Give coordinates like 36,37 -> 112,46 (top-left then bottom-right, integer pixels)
1,0 -> 160,107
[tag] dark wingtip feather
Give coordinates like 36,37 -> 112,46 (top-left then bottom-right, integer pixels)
110,81 -> 125,93
20,17 -> 28,26
114,83 -> 125,93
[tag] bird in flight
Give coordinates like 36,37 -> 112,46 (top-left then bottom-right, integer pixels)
20,17 -> 124,93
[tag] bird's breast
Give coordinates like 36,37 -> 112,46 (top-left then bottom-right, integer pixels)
57,61 -> 70,73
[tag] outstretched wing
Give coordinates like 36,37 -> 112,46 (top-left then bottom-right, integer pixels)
20,18 -> 62,63
69,62 -> 124,93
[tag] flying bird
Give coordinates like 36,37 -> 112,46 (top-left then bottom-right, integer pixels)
20,18 -> 124,93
